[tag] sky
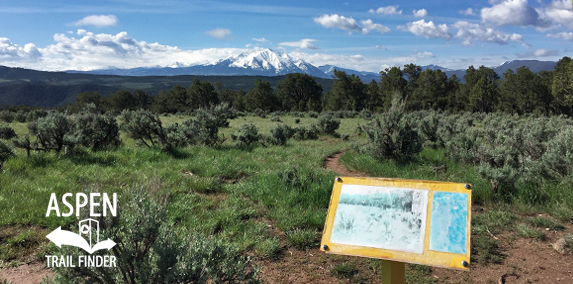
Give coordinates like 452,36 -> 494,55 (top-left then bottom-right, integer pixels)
1,0 -> 572,73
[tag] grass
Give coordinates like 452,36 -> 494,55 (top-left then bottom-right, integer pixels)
2,113 -> 573,281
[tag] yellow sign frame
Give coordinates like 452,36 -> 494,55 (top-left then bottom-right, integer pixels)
320,177 -> 472,271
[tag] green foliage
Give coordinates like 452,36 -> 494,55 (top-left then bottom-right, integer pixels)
470,233 -> 504,265
253,237 -> 281,260
245,79 -> 277,111
419,111 -> 441,148
232,124 -> 261,147
359,95 -> 422,163
118,109 -> 169,148
542,126 -> 573,179
187,79 -> 219,109
323,70 -> 366,111
551,57 -> 572,108
26,109 -> 48,122
516,224 -> 546,241
30,112 -> 75,153
166,110 -> 225,147
0,140 -> 15,172
0,125 -> 17,140
291,125 -> 319,140
265,124 -> 288,146
73,111 -> 120,151
51,179 -> 258,284
294,118 -> 300,124
284,228 -> 317,250
276,73 -> 322,111
527,217 -> 565,231
317,113 -> 340,135
13,111 -> 27,123
308,111 -> 319,118
0,111 -> 14,123
330,263 -> 359,279
270,115 -> 281,122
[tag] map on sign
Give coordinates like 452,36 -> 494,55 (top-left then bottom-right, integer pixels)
320,177 -> 472,270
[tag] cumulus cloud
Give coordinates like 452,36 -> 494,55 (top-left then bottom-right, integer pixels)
360,19 -> 391,34
205,28 -> 232,40
314,14 -> 389,34
0,37 -> 42,61
540,0 -> 573,29
516,48 -> 560,58
278,39 -> 320,50
375,45 -> 388,50
253,38 -> 270,43
459,8 -> 476,16
369,6 -> 402,15
413,9 -> 428,18
314,14 -> 363,33
480,0 -> 551,28
547,32 -> 573,41
398,19 -> 451,39
73,15 -> 118,27
452,21 -> 522,45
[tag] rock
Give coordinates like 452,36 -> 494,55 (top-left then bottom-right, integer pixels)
553,238 -> 568,254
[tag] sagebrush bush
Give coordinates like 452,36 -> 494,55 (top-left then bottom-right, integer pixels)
0,140 -> 15,172
291,111 -> 305,118
26,109 -> 48,122
232,124 -> 261,147
294,118 -> 300,124
119,109 -> 169,149
207,103 -> 235,127
317,114 -> 340,135
270,116 -> 281,122
0,125 -> 17,140
73,112 -> 120,150
49,178 -> 258,284
308,111 -> 319,118
253,108 -> 266,118
0,111 -> 14,123
167,110 -> 224,147
359,109 -> 373,120
291,125 -> 319,140
266,124 -> 288,146
359,95 -> 422,163
14,111 -> 27,123
419,111 -> 441,148
542,126 -> 573,180
30,112 -> 75,153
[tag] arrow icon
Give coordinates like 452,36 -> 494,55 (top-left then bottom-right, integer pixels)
46,227 -> 116,254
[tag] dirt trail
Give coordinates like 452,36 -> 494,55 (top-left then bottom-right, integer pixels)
0,262 -> 53,284
323,151 -> 367,177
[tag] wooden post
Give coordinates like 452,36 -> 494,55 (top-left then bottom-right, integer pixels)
381,260 -> 405,284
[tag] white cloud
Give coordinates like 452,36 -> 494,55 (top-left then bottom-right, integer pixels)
540,0 -> 573,29
360,19 -> 391,34
459,8 -> 476,16
375,45 -> 388,50
516,48 -> 560,58
314,14 -> 389,35
413,9 -> 428,18
314,14 -> 363,33
0,30 -> 248,71
452,21 -> 522,45
369,6 -> 402,15
253,38 -> 270,43
480,0 -> 551,28
547,32 -> 573,41
278,39 -> 320,50
0,37 -> 42,61
73,15 -> 118,27
205,28 -> 232,40
399,20 -> 451,39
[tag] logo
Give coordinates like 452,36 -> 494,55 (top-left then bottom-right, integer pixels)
45,193 -> 118,268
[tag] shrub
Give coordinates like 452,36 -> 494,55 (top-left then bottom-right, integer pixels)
266,124 -> 288,146
73,112 -> 120,151
232,124 -> 261,147
0,125 -> 17,140
291,111 -> 305,118
167,110 -> 225,147
253,108 -> 266,118
206,103 -> 235,127
291,125 -> 319,140
14,111 -> 27,123
308,111 -> 319,118
294,118 -> 300,124
26,109 -> 48,122
119,109 -> 169,149
270,116 -> 281,122
50,178 -> 258,284
0,111 -> 14,123
317,114 -> 340,135
359,95 -> 422,163
419,111 -> 441,148
30,112 -> 75,153
0,140 -> 15,172
359,109 -> 373,120
542,126 -> 573,180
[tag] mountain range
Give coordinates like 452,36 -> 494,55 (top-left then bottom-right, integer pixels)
66,48 -> 558,83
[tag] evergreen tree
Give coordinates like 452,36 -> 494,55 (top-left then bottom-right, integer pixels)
276,73 -> 322,112
245,79 -> 277,111
323,70 -> 366,111
188,79 -> 219,109
378,67 -> 407,111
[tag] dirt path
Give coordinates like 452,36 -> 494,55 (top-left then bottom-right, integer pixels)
322,150 -> 573,283
0,262 -> 53,284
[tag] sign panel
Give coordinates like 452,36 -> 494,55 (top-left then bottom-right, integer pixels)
320,177 -> 472,270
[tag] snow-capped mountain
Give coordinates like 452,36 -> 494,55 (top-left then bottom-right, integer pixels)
318,65 -> 380,82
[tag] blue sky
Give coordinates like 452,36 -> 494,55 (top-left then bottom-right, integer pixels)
1,0 -> 572,72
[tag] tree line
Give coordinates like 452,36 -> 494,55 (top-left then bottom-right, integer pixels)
5,56 -> 568,116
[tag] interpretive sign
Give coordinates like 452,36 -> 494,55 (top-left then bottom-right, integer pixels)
320,177 -> 472,270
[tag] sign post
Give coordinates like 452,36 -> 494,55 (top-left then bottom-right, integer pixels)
320,176 -> 472,283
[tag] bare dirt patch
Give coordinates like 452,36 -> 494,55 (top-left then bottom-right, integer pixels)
0,262 -> 53,284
